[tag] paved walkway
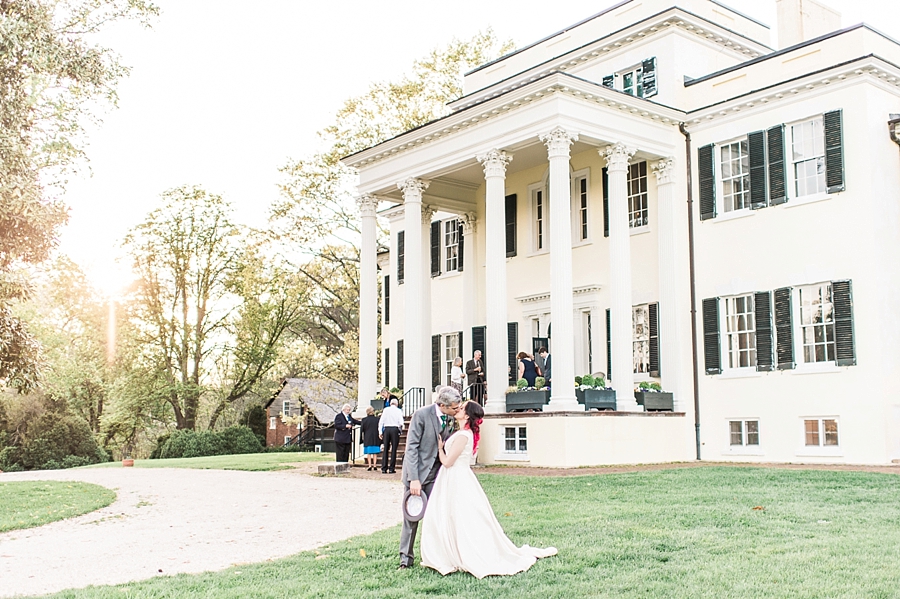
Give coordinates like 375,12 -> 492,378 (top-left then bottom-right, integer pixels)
0,467 -> 402,598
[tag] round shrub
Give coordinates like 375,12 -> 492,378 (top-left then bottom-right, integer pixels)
581,374 -> 595,387
17,414 -> 109,470
516,378 -> 528,390
535,376 -> 546,389
157,425 -> 262,459
574,376 -> 582,385
220,425 -> 263,455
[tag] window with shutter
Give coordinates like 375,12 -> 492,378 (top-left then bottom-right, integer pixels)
719,138 -> 750,212
748,130 -> 767,209
443,333 -> 459,386
641,57 -> 657,98
457,331 -> 464,366
507,322 -> 518,385
602,74 -> 614,88
824,110 -> 844,193
397,231 -> 405,284
443,218 -> 459,273
606,308 -> 612,380
472,326 -> 486,377
505,194 -> 517,257
789,117 -> 828,197
432,334 -> 441,390
457,220 -> 464,271
832,280 -> 855,366
602,167 -> 610,238
698,144 -> 716,220
430,221 -> 441,278
702,297 -> 721,374
384,275 -> 390,324
397,340 -> 404,389
754,291 -> 774,371
767,125 -> 787,205
384,348 -> 390,388
798,283 -> 838,364
648,302 -> 660,377
724,295 -> 756,369
633,304 -> 651,374
774,287 -> 795,370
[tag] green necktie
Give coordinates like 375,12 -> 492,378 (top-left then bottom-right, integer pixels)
441,415 -> 451,432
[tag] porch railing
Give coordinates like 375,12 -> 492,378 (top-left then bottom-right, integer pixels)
402,387 -> 426,417
462,382 -> 485,406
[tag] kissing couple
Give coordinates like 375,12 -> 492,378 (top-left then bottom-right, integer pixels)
398,386 -> 557,578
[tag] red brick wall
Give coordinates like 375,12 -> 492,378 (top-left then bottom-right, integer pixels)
266,408 -> 300,447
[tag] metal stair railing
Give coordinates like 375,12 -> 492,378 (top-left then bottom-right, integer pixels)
401,387 -> 426,417
462,382 -> 485,406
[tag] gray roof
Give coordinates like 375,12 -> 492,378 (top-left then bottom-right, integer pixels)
273,378 -> 355,426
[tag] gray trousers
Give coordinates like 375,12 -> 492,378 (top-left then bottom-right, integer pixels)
399,461 -> 440,567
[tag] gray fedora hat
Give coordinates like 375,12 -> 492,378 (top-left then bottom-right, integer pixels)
402,489 -> 429,522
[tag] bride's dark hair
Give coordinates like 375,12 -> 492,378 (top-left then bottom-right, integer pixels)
463,401 -> 485,454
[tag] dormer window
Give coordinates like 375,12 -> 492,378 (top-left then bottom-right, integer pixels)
620,65 -> 644,97
602,57 -> 657,99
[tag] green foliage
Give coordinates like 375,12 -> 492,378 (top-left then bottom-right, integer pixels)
581,374 -> 595,387
389,387 -> 400,395
516,378 -> 527,390
0,481 -> 116,533
534,376 -> 546,389
574,376 -> 582,385
243,405 -> 267,443
638,381 -> 663,392
0,411 -> 110,471
154,425 -> 262,459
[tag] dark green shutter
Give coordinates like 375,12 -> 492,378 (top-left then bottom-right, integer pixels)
702,297 -> 721,375
748,130 -> 768,209
457,220 -> 464,271
649,302 -> 660,377
505,194 -> 517,257
824,110 -> 845,193
832,280 -> 856,366
397,340 -> 404,389
472,326 -> 486,377
602,167 -> 609,237
767,125 -> 787,205
507,322 -> 518,385
432,334 -> 441,389
397,231 -> 405,284
774,287 -> 795,370
602,75 -> 614,88
457,331 -> 464,363
698,144 -> 716,220
754,291 -> 774,371
430,220 -> 441,277
641,57 -> 657,98
606,308 -> 612,380
384,275 -> 390,324
385,348 -> 390,388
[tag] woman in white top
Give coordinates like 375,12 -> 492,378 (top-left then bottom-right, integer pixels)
450,357 -> 464,392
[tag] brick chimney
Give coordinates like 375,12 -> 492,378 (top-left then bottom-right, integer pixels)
776,0 -> 842,49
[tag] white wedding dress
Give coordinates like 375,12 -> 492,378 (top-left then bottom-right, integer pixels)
420,429 -> 557,578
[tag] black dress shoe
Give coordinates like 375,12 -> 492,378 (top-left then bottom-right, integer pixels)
388,470 -> 396,474
398,564 -> 409,570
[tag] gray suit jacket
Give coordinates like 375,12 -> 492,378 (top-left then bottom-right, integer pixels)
401,404 -> 446,486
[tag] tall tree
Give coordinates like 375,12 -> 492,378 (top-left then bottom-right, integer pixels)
0,0 -> 158,391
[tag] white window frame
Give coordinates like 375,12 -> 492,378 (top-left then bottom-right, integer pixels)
795,283 -> 836,366
729,420 -> 760,446
442,218 -> 460,274
529,181 -> 549,254
626,161 -> 649,231
504,426 -> 528,454
443,333 -> 459,386
282,400 -> 290,415
284,435 -> 292,445
798,417 -> 841,457
617,64 -> 645,98
717,137 -> 751,214
571,168 -> 591,245
788,115 -> 827,201
725,418 -> 763,456
269,416 -> 276,430
723,294 -> 757,371
632,304 -> 650,376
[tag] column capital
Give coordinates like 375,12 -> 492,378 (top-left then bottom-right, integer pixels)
421,204 -> 437,225
356,194 -> 379,217
476,149 -> 512,178
461,212 -> 477,234
540,127 -> 578,159
397,178 -> 429,201
601,142 -> 636,173
652,157 -> 676,185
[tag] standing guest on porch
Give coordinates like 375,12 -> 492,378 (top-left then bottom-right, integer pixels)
360,406 -> 381,471
538,347 -> 552,386
334,404 -> 360,463
517,352 -> 538,388
379,398 -> 404,474
380,387 -> 398,409
450,357 -> 465,393
465,350 -> 485,404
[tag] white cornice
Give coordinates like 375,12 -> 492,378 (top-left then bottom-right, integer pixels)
516,284 -> 602,305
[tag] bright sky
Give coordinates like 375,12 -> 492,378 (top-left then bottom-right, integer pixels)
59,0 -> 898,296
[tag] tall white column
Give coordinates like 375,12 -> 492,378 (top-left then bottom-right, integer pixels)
421,204 -> 436,393
355,194 -> 379,416
398,178 -> 429,393
461,212 -> 477,346
653,157 -> 684,411
603,143 -> 640,411
477,149 -> 512,414
541,128 -> 583,412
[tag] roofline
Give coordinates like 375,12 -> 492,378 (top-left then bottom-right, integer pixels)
466,1 -> 770,77
684,23 -> 900,87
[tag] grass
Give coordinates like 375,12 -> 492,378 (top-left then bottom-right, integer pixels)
0,481 -> 116,533
33,467 -> 900,598
83,452 -> 336,472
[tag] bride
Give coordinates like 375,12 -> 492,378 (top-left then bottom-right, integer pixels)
420,401 -> 557,578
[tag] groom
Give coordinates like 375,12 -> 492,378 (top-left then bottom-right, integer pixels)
399,386 -> 462,569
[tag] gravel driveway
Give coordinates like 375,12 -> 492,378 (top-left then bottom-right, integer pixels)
0,466 -> 402,598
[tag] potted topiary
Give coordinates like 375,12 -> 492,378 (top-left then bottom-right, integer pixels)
575,374 -> 617,410
633,381 -> 674,411
505,377 -> 550,411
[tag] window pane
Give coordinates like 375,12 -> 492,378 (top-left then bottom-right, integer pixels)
627,162 -> 649,228
823,420 -> 839,446
505,427 -> 515,439
746,421 -> 759,445
805,420 -> 820,446
730,421 -> 743,445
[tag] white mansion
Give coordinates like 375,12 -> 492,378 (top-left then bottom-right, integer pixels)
343,0 -> 900,466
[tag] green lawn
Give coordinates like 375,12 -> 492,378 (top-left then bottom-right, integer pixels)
0,481 -> 116,533
84,452 -> 335,472
33,466 -> 900,598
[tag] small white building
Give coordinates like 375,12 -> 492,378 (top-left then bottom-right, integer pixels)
343,0 -> 900,466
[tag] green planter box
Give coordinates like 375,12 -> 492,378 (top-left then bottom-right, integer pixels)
576,388 -> 617,410
370,399 -> 386,412
505,390 -> 550,412
634,391 -> 674,411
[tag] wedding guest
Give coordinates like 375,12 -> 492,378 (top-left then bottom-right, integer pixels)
465,350 -> 485,404
379,398 -> 404,474
333,404 -> 360,463
360,406 -> 381,471
450,357 -> 465,393
517,351 -> 538,387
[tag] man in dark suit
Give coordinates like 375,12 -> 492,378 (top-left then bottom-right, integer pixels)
538,347 -> 552,386
399,386 -> 462,569
333,403 -> 360,462
465,350 -> 485,404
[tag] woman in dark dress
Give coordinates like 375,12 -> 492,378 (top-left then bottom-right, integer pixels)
517,351 -> 538,387
360,406 -> 382,471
